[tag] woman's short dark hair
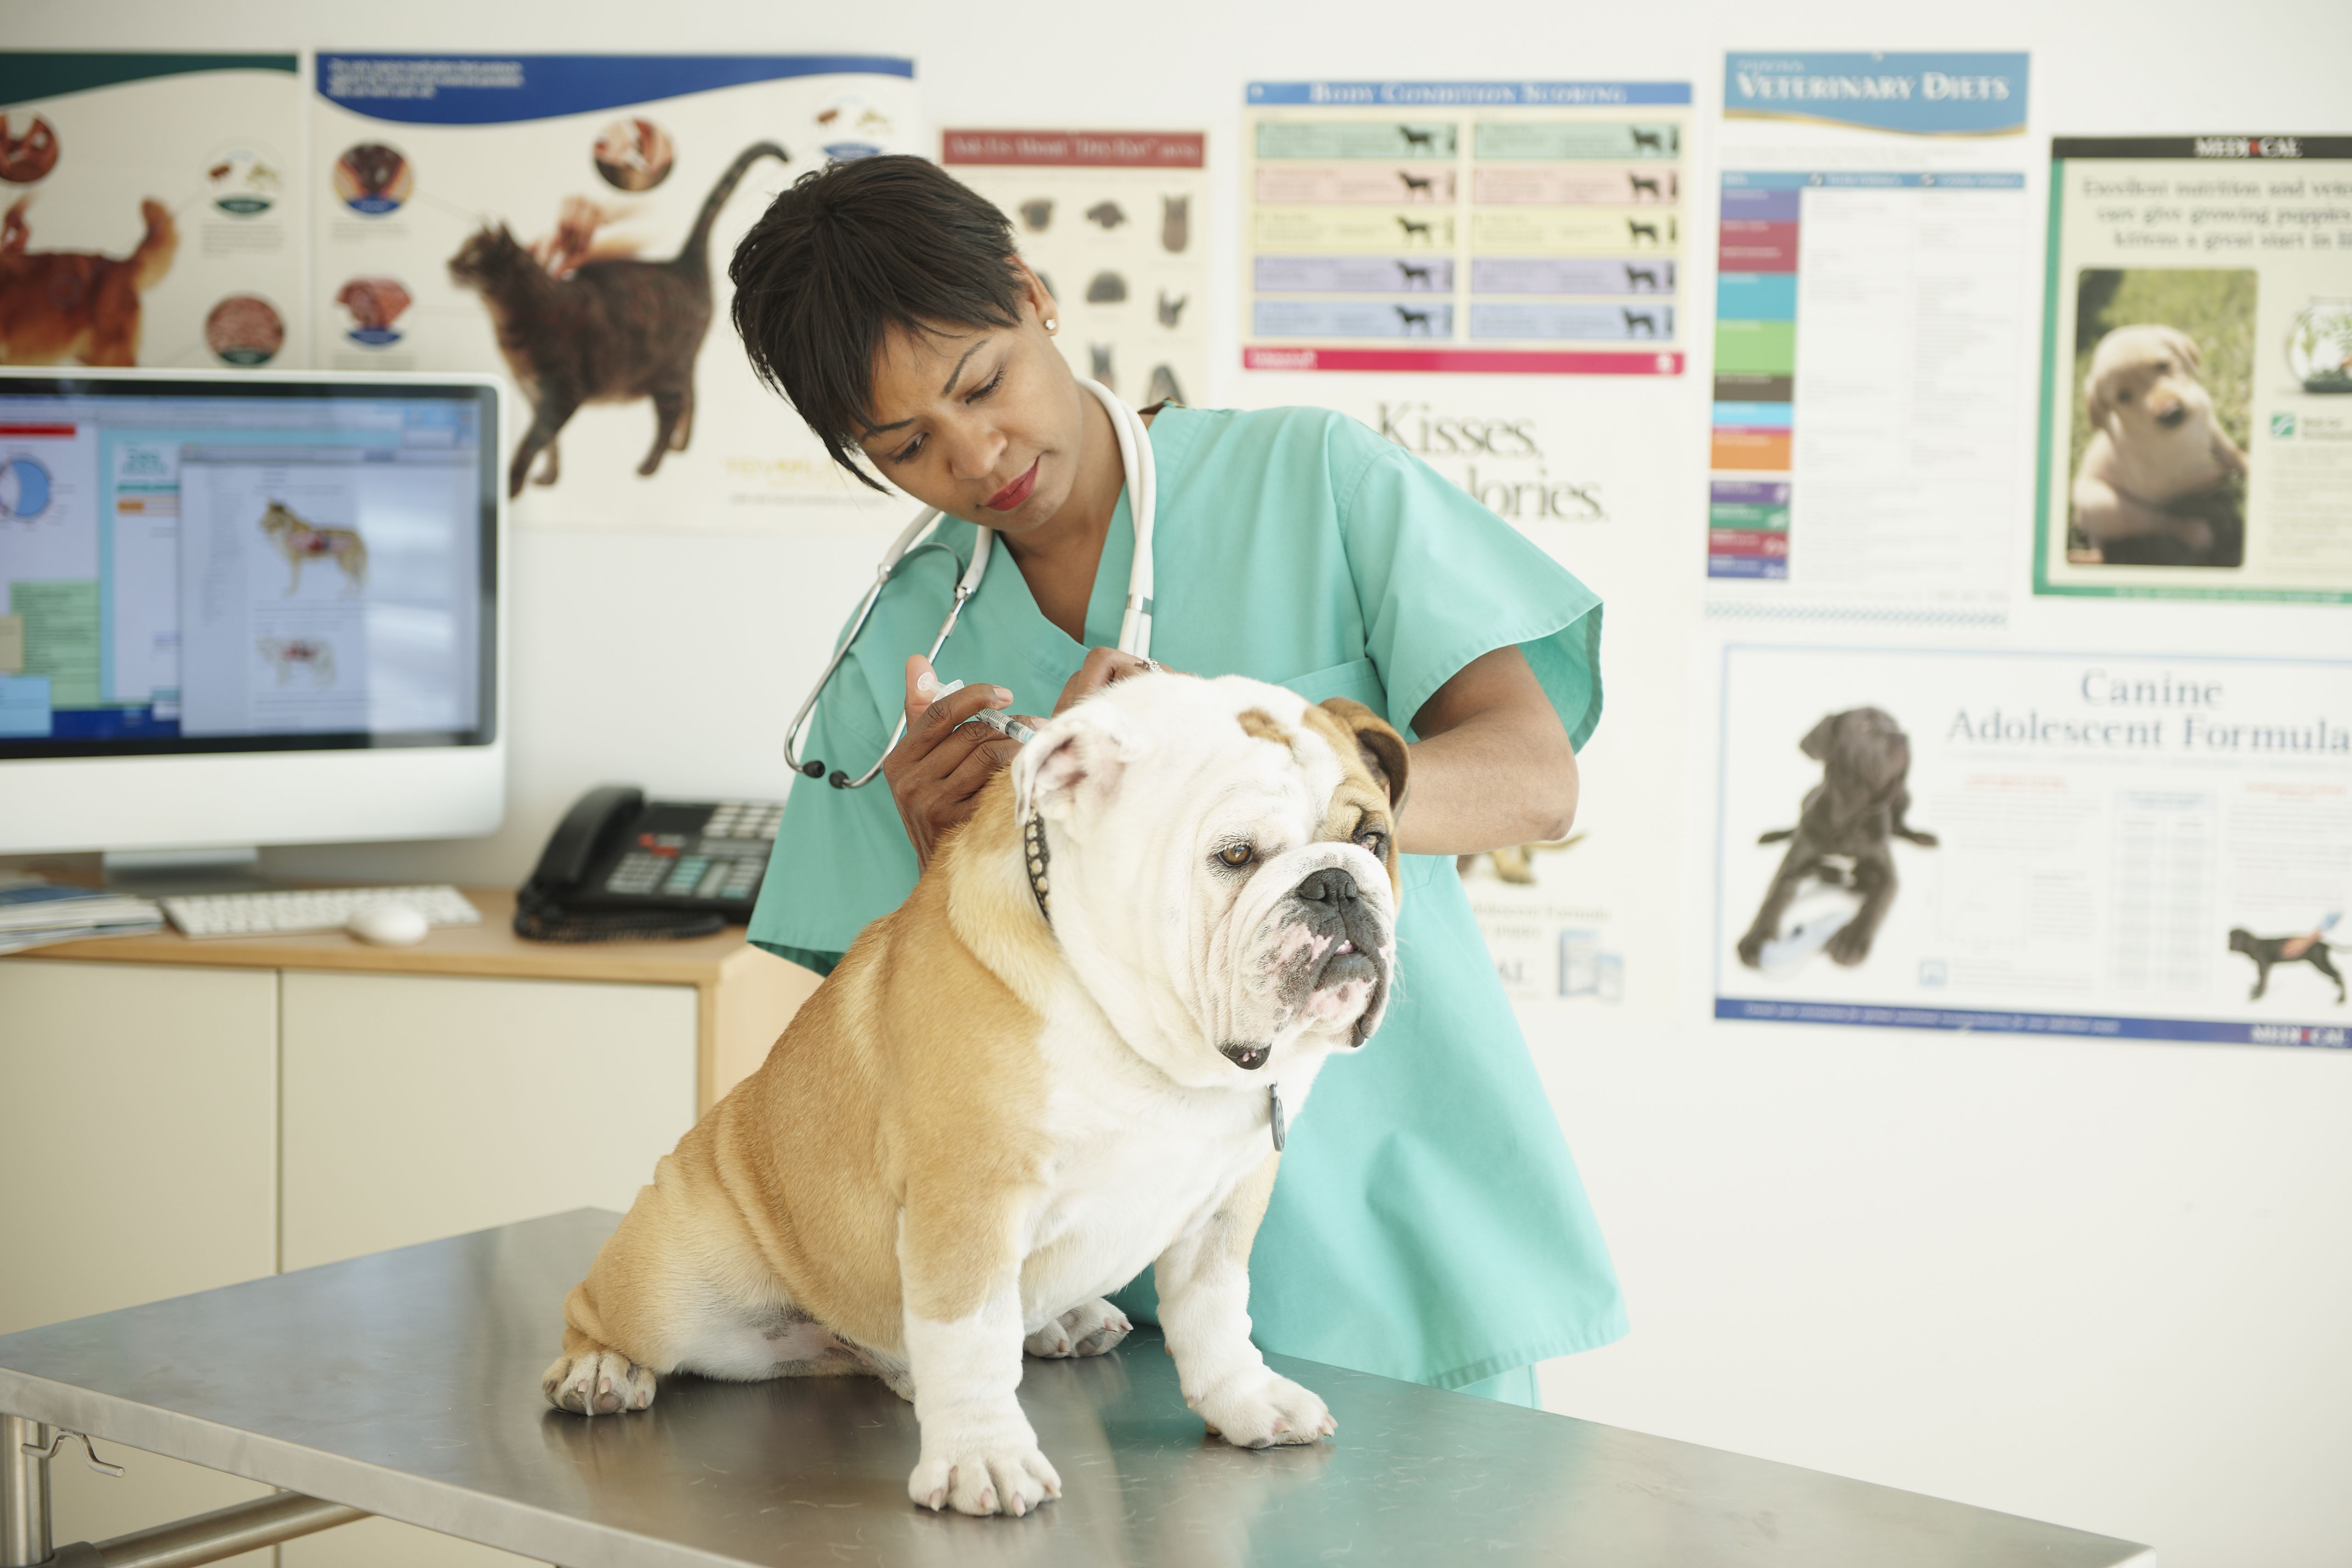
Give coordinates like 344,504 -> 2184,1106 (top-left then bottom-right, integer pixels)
729,155 -> 1025,490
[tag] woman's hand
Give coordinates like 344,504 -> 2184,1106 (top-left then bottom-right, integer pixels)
884,656 -> 1044,871
1052,647 -> 1174,715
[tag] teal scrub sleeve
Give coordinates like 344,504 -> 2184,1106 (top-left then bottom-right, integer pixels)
1331,425 -> 1605,749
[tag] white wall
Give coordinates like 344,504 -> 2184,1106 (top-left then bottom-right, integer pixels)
18,2 -> 2352,1563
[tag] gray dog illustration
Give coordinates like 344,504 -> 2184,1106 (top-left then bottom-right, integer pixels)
1738,708 -> 1937,968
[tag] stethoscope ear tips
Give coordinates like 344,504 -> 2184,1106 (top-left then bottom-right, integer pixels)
800,759 -> 826,779
827,770 -> 851,789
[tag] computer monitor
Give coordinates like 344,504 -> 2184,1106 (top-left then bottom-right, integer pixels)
0,369 -> 506,859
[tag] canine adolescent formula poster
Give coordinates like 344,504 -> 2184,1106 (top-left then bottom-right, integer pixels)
1239,81 -> 1691,377
0,53 -> 307,370
311,53 -> 920,530
1714,644 -> 2351,1048
939,130 -> 1208,413
1705,53 -> 2034,608
2035,136 -> 2352,602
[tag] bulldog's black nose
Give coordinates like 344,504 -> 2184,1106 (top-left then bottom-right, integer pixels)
1296,867 -> 1359,906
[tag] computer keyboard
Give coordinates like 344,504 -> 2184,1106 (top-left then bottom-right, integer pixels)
163,886 -> 483,940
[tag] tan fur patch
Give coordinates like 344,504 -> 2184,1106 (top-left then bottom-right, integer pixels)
1237,708 -> 1294,747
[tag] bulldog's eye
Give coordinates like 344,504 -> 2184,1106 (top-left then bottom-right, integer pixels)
1216,843 -> 1256,868
1356,829 -> 1388,858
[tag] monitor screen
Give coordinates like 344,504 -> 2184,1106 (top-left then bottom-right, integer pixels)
0,376 -> 498,759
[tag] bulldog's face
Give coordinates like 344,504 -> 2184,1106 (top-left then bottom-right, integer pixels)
1011,673 -> 1408,1091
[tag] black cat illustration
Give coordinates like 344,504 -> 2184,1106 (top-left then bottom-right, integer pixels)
448,141 -> 788,498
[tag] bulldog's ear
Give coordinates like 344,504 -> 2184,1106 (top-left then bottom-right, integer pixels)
1013,709 -> 1134,823
1799,714 -> 1839,760
1317,696 -> 1410,810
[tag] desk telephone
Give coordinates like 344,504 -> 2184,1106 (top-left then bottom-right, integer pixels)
515,785 -> 783,942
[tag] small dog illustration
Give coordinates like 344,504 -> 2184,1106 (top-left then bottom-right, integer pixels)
1625,264 -> 1662,291
0,196 -> 177,365
1622,309 -> 1658,337
1629,172 -> 1663,200
1160,195 -> 1189,253
1397,215 -> 1434,245
256,636 -> 336,687
2228,925 -> 2344,1004
1156,290 -> 1187,328
1395,305 -> 1433,336
1018,198 -> 1053,232
1627,218 -> 1661,246
1400,127 -> 1435,153
1738,708 -> 1936,969
1631,126 -> 1678,155
1085,200 -> 1127,230
1397,170 -> 1434,198
1396,261 -> 1433,289
1457,834 -> 1585,885
258,501 -> 368,596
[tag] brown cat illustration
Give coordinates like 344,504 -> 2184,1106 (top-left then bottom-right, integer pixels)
447,141 -> 789,498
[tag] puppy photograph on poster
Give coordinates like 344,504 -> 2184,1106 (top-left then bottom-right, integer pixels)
2067,268 -> 2254,569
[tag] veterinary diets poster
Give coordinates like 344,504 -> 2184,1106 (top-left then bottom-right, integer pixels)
1240,81 -> 1690,376
1707,54 -> 2033,611
940,130 -> 1208,412
0,53 -> 307,369
312,53 -> 920,530
2035,136 -> 2352,602
1715,645 -> 2352,1048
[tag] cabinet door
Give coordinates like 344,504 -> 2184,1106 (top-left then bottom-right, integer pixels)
0,960 -> 281,1563
277,972 -> 695,1568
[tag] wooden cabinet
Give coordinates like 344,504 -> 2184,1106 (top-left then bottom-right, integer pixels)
0,892 -> 819,1567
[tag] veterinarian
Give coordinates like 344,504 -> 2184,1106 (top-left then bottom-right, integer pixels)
733,155 -> 1623,1406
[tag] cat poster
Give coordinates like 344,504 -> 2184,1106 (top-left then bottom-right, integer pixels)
939,130 -> 1210,413
312,53 -> 922,530
0,53 -> 306,370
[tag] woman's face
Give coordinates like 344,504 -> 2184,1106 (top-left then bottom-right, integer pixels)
855,260 -> 1087,533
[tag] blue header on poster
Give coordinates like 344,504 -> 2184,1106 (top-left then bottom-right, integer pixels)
1248,81 -> 1691,108
1722,52 -> 2028,135
318,53 -> 914,124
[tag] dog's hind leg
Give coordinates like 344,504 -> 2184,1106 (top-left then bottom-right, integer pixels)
2310,949 -> 2343,1003
669,385 -> 695,452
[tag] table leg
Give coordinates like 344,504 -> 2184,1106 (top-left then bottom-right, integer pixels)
1,1414 -> 52,1568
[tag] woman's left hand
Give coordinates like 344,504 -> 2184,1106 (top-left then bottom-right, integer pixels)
1052,647 -> 1179,714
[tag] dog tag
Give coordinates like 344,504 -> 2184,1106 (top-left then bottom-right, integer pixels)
1269,1085 -> 1286,1152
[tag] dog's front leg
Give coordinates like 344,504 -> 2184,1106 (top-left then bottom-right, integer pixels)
1157,1153 -> 1335,1449
898,1195 -> 1061,1517
1737,841 -> 1811,967
1827,849 -> 1898,965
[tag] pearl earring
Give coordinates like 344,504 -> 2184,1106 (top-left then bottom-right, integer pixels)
1044,317 -> 1057,332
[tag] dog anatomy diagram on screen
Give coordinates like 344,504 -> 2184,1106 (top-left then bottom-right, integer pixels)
2228,921 -> 2345,1005
1736,707 -> 1937,971
258,499 -> 368,596
448,141 -> 788,499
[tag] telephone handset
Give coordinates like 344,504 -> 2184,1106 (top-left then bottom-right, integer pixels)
514,785 -> 783,942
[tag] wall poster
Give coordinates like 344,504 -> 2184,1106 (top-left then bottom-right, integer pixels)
0,52 -> 306,370
940,130 -> 1208,412
2035,136 -> 2352,602
312,53 -> 921,529
1240,80 -> 1691,376
1715,645 -> 2350,1049
1706,53 -> 2033,611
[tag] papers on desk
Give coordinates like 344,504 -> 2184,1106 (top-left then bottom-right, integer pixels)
0,876 -> 165,955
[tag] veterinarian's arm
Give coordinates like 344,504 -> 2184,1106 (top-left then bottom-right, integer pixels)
1398,645 -> 1578,855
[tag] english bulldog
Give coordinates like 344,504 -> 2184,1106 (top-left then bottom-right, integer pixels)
542,672 -> 1408,1517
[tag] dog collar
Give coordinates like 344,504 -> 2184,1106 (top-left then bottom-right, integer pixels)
1023,811 -> 1052,924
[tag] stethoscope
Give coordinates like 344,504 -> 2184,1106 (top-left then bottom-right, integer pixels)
785,378 -> 1157,789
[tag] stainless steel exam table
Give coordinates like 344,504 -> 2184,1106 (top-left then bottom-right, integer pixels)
0,1209 -> 2151,1568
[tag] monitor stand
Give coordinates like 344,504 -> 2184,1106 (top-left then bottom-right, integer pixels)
102,846 -> 276,896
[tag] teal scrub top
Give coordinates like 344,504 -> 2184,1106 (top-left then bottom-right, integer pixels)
746,404 -> 1627,1390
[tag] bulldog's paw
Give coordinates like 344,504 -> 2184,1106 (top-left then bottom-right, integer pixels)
907,1418 -> 1063,1516
1189,1370 -> 1335,1449
1025,1298 -> 1133,1359
542,1347 -> 655,1415
1826,923 -> 1875,966
1735,929 -> 1770,968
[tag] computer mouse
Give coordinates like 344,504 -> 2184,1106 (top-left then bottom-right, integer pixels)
348,902 -> 430,946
